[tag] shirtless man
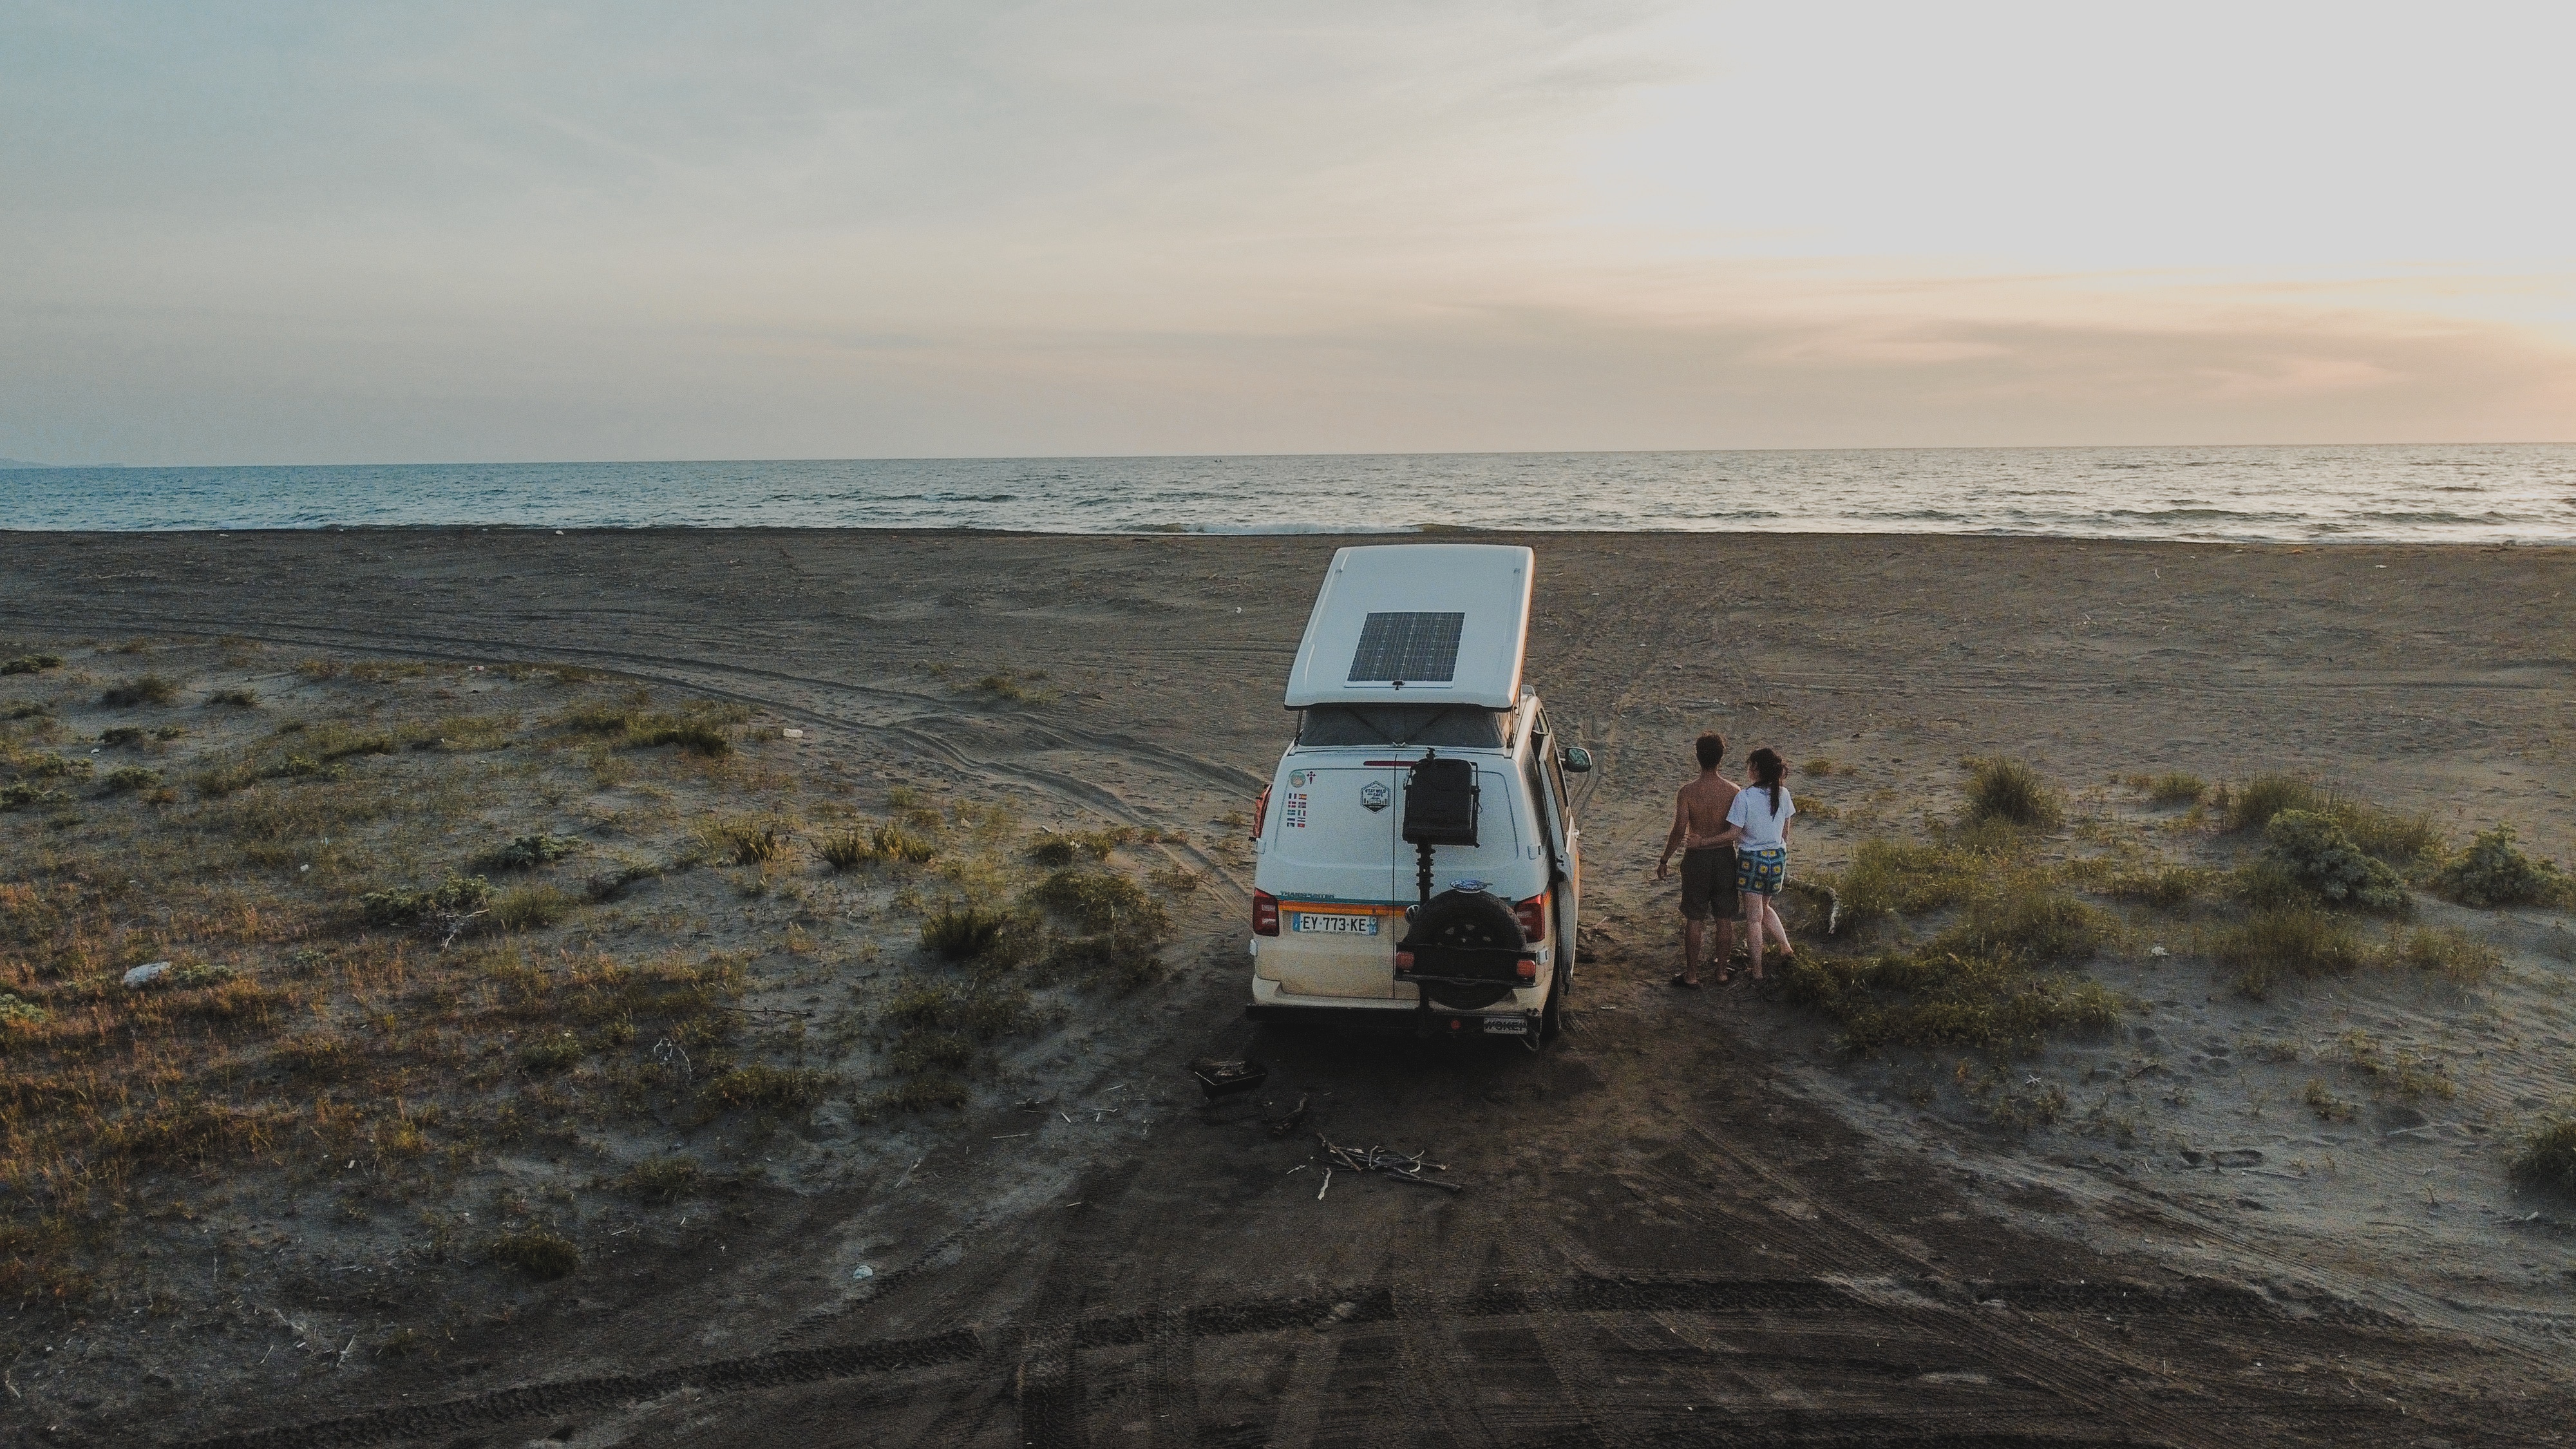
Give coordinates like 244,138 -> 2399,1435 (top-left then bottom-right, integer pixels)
1654,732 -> 1740,988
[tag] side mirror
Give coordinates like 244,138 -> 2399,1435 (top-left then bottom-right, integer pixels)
1558,746 -> 1593,773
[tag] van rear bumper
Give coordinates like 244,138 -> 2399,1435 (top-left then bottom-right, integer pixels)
1245,1001 -> 1539,1037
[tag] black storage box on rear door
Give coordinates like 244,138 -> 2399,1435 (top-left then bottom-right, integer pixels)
1401,755 -> 1479,847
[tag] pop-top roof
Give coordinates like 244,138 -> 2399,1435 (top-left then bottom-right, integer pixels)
1283,544 -> 1533,710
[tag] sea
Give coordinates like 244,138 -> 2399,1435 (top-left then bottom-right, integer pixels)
5,444 -> 2573,543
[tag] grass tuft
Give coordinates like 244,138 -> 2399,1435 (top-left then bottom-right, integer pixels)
520,1034 -> 585,1072
1964,757 -> 2063,828
2511,1117 -> 2576,1199
1,654 -> 66,675
100,674 -> 180,708
920,904 -> 1013,961
704,1064 -> 836,1112
2102,863 -> 2210,909
2213,905 -> 2371,999
702,817 -> 790,866
614,1155 -> 705,1201
475,833 -> 582,872
2386,927 -> 2499,984
490,884 -> 574,932
1028,868 -> 1172,937
489,1229 -> 579,1280
1783,949 -> 2118,1056
2125,772 -> 2207,804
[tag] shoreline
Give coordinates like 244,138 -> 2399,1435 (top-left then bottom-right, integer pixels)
10,524 -> 2576,547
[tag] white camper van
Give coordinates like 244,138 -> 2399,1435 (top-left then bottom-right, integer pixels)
1245,544 -> 1591,1042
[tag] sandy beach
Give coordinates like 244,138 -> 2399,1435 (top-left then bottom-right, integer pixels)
1,527 -> 2571,1447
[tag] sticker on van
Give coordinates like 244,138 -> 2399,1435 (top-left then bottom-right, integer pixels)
1283,792 -> 1307,828
1359,780 -> 1390,812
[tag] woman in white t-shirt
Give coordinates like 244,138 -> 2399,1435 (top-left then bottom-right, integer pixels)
1720,746 -> 1795,981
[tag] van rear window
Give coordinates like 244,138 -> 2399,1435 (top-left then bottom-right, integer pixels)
1296,705 -> 1502,748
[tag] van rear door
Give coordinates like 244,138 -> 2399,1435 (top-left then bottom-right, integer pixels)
1262,761 -> 1403,998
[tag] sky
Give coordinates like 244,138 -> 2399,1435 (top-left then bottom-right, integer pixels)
5,0 -> 2574,466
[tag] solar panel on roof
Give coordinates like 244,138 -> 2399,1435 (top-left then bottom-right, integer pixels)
1347,611 -> 1465,683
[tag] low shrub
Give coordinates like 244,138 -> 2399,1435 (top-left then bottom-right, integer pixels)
819,822 -> 936,869
962,670 -> 1052,705
2224,774 -> 2324,831
1,653 -> 64,675
2256,810 -> 2409,913
2213,906 -> 2372,999
100,726 -> 146,748
871,822 -> 937,864
889,1030 -> 975,1075
359,873 -> 495,936
0,783 -> 56,811
1835,837 -> 1994,922
920,904 -> 1013,961
632,719 -> 730,756
2300,1079 -> 2356,1122
615,1155 -> 705,1202
491,884 -> 573,931
2103,864 -> 2210,909
0,991 -> 53,1027
1028,827 -> 1136,866
2433,826 -> 2570,908
520,1034 -> 584,1072
882,977 -> 1036,1039
1029,868 -> 1173,938
2222,775 -> 2440,862
1964,757 -> 2063,828
1783,949 -> 2119,1056
1046,930 -> 1166,992
704,1064 -> 836,1111
2126,772 -> 2206,804
2335,1030 -> 2454,1101
476,833 -> 582,872
101,766 -> 162,794
875,1074 -> 971,1113
100,674 -> 180,708
2512,1117 -> 2576,1199
273,1033 -> 355,1077
703,817 -> 790,866
557,703 -> 638,735
207,688 -> 258,707
1935,889 -> 2109,964
489,1229 -> 579,1280
2387,927 -> 2499,984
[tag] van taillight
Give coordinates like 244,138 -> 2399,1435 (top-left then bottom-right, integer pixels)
1252,784 -> 1271,837
1514,893 -> 1547,942
1253,891 -> 1280,936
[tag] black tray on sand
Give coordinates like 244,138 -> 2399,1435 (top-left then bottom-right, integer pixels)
1189,1058 -> 1269,1099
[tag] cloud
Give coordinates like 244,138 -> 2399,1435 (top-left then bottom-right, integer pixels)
1,0 -> 2571,463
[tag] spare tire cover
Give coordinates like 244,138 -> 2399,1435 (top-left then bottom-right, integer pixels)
1400,888 -> 1524,1009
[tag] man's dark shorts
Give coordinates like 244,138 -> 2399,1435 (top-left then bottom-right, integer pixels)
1680,846 -> 1738,922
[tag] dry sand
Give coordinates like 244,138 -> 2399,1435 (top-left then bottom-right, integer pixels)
1,527 -> 2571,1448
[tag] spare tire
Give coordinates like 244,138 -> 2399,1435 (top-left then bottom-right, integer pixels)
1399,888 -> 1528,1010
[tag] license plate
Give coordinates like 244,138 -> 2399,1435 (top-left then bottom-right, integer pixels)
1482,1018 -> 1528,1035
1291,912 -> 1378,936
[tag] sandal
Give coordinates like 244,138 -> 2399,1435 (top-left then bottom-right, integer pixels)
1669,972 -> 1701,989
